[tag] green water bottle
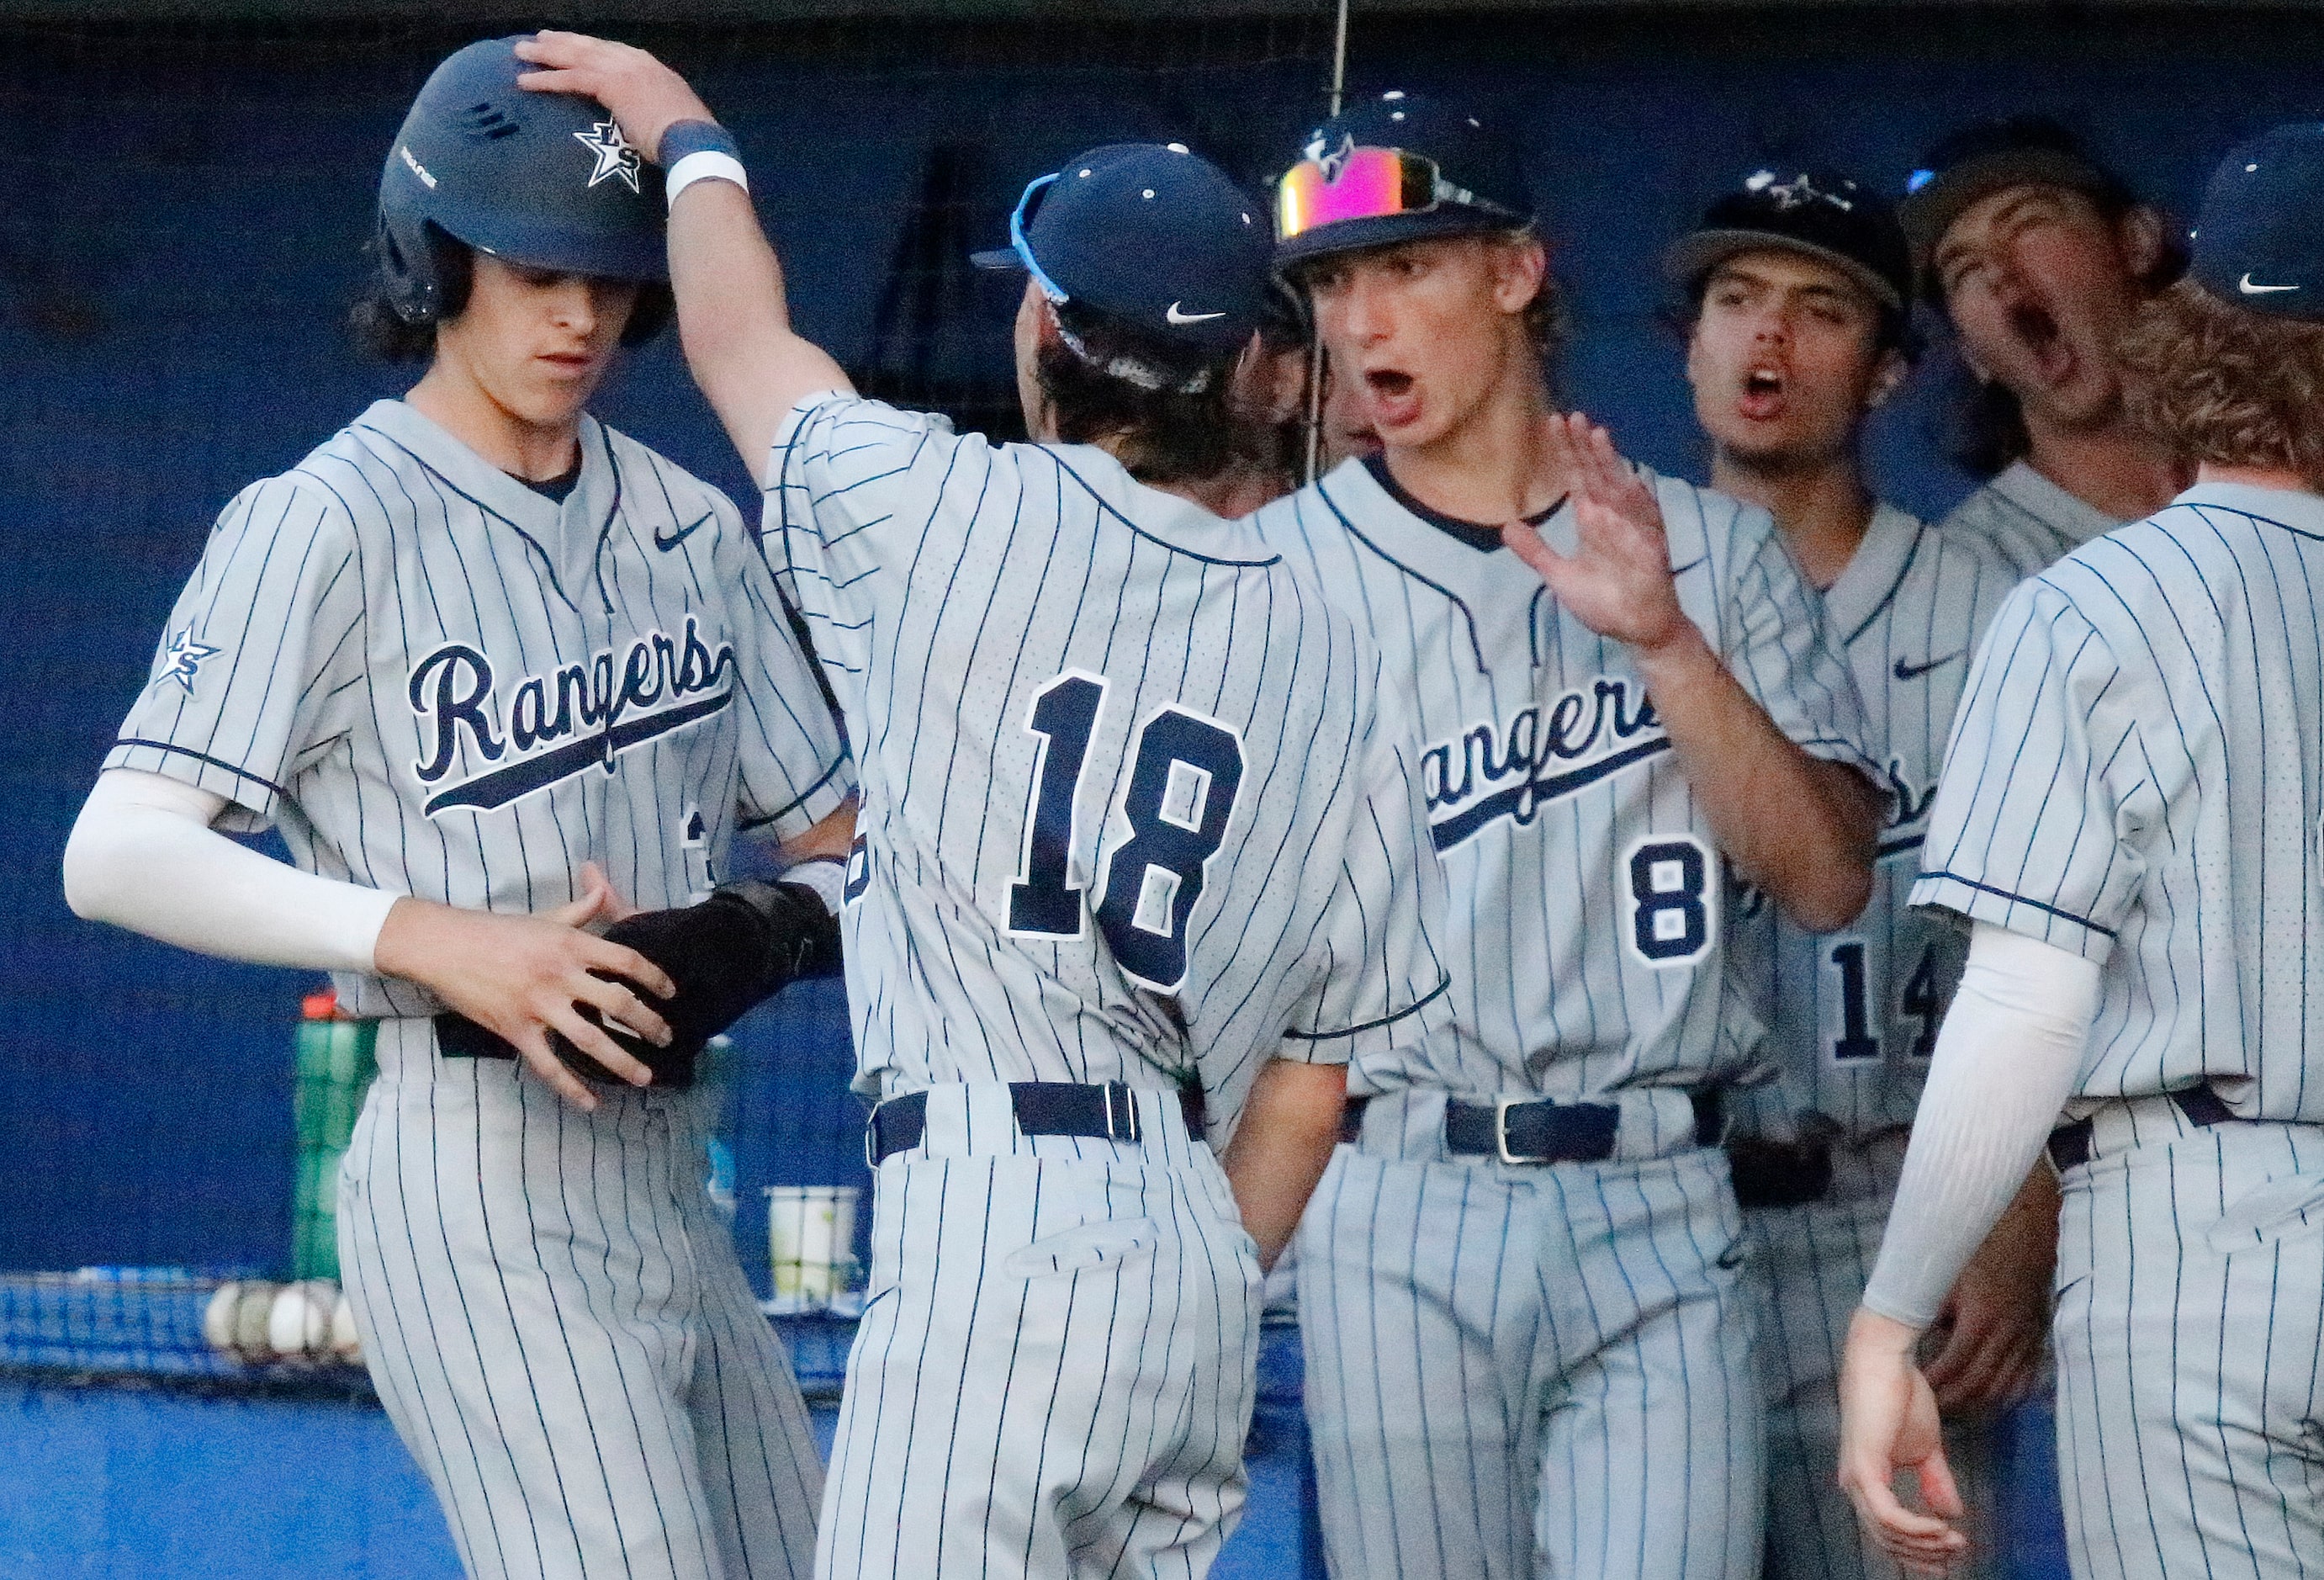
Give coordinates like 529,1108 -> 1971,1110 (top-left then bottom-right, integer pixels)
290,986 -> 379,1281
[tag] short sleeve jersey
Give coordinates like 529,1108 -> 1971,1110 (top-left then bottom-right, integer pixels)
1245,456 -> 1878,1102
109,399 -> 854,1016
1914,482 -> 2324,1121
1938,459 -> 2120,581
762,394 -> 1452,1132
1727,506 -> 2023,1141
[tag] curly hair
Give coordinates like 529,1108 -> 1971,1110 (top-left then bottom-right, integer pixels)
2118,279 -> 2324,489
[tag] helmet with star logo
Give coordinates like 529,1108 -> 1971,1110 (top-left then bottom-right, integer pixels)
373,36 -> 668,337
1273,92 -> 1534,269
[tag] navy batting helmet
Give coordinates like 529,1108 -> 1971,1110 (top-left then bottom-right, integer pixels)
377,36 -> 669,330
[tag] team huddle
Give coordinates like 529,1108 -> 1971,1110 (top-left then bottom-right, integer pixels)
59,26 -> 2324,1580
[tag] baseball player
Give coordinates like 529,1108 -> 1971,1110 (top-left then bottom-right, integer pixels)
1247,94 -> 1885,1580
1840,126 -> 2324,1580
1903,117 -> 2186,575
516,34 -> 1453,1580
1666,167 -> 2044,1580
1185,282 -> 1317,519
61,39 -> 852,1580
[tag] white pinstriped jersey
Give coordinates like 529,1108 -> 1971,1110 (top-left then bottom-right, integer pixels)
109,398 -> 854,1016
1729,506 -> 2022,1141
1246,455 -> 1877,1101
1937,459 -> 2120,581
1914,481 -> 2324,1121
763,394 -> 1452,1132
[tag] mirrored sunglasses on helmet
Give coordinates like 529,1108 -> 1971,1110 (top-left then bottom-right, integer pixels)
1276,144 -> 1525,241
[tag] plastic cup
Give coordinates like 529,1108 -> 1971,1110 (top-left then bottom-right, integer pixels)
765,1185 -> 859,1311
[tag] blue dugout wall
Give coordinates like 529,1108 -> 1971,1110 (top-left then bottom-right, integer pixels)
5,5 -> 2322,1277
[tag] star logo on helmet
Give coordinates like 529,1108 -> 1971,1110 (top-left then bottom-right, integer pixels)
1746,169 -> 1853,213
574,119 -> 642,194
157,628 -> 221,694
1309,132 -> 1357,183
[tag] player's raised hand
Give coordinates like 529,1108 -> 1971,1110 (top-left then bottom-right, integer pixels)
514,31 -> 711,165
1500,413 -> 1692,656
373,862 -> 678,1111
1838,1307 -> 1971,1577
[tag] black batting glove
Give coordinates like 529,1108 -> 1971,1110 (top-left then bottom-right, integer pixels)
552,879 -> 842,1090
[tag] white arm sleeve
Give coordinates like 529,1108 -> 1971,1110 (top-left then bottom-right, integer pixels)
1859,921 -> 2101,1328
62,768 -> 399,973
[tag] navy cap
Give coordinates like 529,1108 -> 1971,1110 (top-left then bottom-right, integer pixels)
1276,92 -> 1533,268
1665,167 -> 1911,311
971,142 -> 1271,360
1899,115 -> 2134,275
2189,125 -> 2324,321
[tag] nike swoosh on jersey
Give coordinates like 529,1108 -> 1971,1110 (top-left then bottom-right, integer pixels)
654,512 -> 713,551
1165,302 -> 1226,324
1668,556 -> 1707,576
1892,650 -> 1963,681
2239,273 -> 2300,294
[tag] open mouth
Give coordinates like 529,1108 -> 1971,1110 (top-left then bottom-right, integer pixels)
1358,367 -> 1421,430
1738,366 -> 1787,417
2008,300 -> 2074,383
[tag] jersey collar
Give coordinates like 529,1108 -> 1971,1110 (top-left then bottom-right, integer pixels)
2168,479 -> 2324,539
1043,443 -> 1279,567
1316,454 -> 1564,618
355,400 -> 621,609
1989,459 -> 2119,550
1819,503 -> 1926,647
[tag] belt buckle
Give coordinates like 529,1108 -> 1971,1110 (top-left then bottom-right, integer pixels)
1104,1082 -> 1142,1145
1494,1096 -> 1547,1166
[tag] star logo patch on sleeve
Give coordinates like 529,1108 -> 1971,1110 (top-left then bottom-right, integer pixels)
157,628 -> 222,694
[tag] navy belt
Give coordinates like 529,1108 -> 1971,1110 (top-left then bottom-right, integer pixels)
867,1081 -> 1200,1166
2046,1084 -> 2235,1173
1342,1090 -> 1722,1165
432,1010 -> 674,1088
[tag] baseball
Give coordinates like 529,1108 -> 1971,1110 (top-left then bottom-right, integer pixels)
200,1280 -> 243,1354
329,1289 -> 363,1365
228,1280 -> 279,1360
266,1279 -> 335,1360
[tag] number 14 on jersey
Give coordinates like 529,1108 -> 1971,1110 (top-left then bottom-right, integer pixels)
1824,936 -> 1943,1066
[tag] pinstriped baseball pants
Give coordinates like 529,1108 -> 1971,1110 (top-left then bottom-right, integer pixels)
2051,1099 -> 2324,1580
337,1019 -> 824,1580
1297,1089 -> 1763,1580
815,1084 -> 1263,1580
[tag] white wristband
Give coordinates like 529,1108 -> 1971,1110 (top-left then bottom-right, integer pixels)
783,856 -> 847,917
667,150 -> 748,207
